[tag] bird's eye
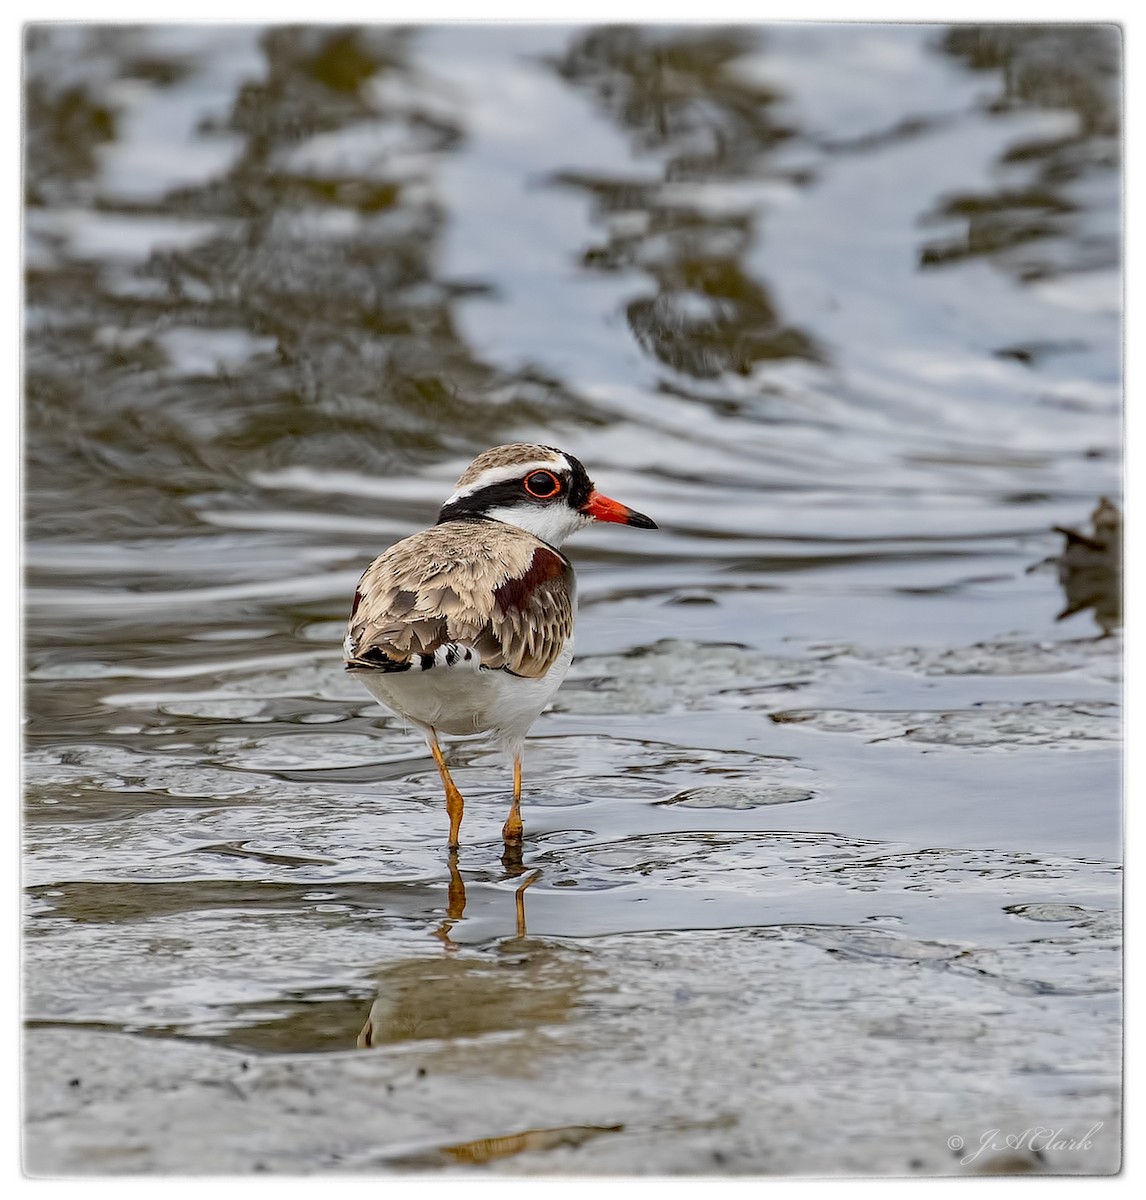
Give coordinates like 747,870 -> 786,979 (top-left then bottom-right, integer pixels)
523,470 -> 561,499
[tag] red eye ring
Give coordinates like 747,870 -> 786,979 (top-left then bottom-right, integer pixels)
523,470 -> 561,499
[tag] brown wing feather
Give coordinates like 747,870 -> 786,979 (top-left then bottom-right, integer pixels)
346,522 -> 575,678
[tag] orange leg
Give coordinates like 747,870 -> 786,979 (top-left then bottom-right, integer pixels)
428,730 -> 465,849
501,754 -> 524,845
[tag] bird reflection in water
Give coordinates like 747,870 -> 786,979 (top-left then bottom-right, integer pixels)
386,1122 -> 625,1168
357,858 -> 545,1050
1030,497 -> 1122,636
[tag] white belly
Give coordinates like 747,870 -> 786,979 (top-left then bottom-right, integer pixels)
356,639 -> 574,749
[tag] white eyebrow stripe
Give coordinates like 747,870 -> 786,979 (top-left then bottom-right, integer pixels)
443,457 -> 570,506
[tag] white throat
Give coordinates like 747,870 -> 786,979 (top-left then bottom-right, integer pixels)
484,503 -> 592,547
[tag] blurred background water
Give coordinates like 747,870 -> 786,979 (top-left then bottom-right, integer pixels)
23,23 -> 1122,1175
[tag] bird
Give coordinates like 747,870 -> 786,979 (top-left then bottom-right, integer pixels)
344,443 -> 657,851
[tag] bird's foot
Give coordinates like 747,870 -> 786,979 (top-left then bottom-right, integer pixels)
501,814 -> 524,842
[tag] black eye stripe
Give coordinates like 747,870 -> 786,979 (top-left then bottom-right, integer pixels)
437,471 -> 570,524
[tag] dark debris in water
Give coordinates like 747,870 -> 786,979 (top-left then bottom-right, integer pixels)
1031,497 -> 1122,636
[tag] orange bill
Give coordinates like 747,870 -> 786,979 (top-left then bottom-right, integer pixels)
582,490 -> 657,529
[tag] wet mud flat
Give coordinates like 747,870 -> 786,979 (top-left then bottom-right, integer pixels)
24,626 -> 1122,1175
25,914 -> 1120,1176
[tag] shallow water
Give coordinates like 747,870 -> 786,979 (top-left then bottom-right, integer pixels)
24,23 -> 1121,1175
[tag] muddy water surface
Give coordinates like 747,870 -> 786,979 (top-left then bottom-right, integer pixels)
24,24 -> 1121,1175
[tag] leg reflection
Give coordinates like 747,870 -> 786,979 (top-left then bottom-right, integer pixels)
433,850 -> 467,948
515,869 -> 541,939
501,837 -> 525,872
